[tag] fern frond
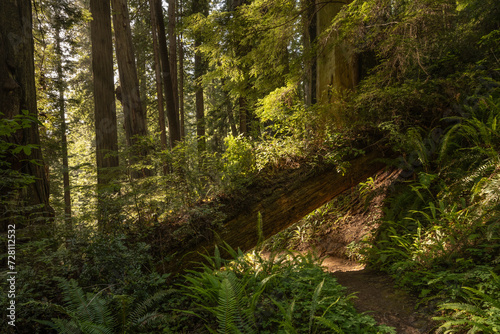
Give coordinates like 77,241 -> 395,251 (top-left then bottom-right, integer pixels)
133,311 -> 169,328
438,302 -> 485,315
272,299 -> 298,334
129,290 -> 167,325
217,277 -> 240,334
309,279 -> 325,333
314,316 -> 344,334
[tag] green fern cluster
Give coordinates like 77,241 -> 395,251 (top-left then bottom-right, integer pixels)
37,279 -> 168,334
369,93 -> 500,332
434,273 -> 500,333
179,244 -> 395,334
440,96 -> 500,164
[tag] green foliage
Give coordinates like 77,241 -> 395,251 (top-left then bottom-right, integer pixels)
434,273 -> 500,333
367,91 -> 500,332
179,244 -> 394,334
0,230 -> 169,332
221,135 -> 256,189
255,84 -> 306,135
322,0 -> 500,130
0,111 -> 40,194
189,0 -> 302,101
440,95 -> 500,164
37,279 -> 168,334
38,279 -> 115,334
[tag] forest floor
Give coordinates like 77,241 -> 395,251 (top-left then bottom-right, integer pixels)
323,256 -> 437,333
281,169 -> 439,333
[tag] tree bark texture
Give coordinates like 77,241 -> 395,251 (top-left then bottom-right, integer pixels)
178,36 -> 185,139
90,0 -> 120,229
0,0 -> 53,229
151,148 -> 390,273
303,0 -> 317,107
152,0 -> 181,148
195,39 -> 206,152
168,0 -> 179,113
149,0 -> 167,153
316,0 -> 359,128
54,23 -> 72,222
192,0 -> 209,150
111,0 -> 147,148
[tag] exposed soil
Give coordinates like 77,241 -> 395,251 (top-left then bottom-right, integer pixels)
293,169 -> 438,333
323,257 -> 437,333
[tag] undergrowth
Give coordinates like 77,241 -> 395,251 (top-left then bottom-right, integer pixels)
176,243 -> 395,334
368,92 -> 500,332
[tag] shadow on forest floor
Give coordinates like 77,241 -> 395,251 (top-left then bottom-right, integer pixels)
325,257 -> 437,333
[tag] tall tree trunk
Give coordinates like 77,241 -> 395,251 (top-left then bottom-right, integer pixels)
178,0 -> 185,139
178,36 -> 185,139
194,39 -> 206,152
239,96 -> 248,135
149,0 -> 168,174
0,0 -> 53,230
316,0 -> 359,125
111,0 -> 148,154
136,14 -> 148,119
151,0 -> 181,147
90,0 -> 120,230
54,22 -> 72,224
168,0 -> 179,113
303,0 -> 317,107
192,0 -> 209,151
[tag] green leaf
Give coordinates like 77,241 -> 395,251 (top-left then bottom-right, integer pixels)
23,146 -> 32,156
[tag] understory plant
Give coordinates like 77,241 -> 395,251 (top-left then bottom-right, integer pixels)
434,273 -> 500,333
36,279 -> 168,334
179,244 -> 395,334
369,92 -> 500,332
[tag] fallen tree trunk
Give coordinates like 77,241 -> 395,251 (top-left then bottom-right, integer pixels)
152,148 -> 390,273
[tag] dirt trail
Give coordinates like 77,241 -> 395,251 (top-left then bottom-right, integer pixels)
264,169 -> 438,332
323,257 -> 436,333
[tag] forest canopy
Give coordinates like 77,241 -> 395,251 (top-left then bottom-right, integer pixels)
0,0 -> 499,332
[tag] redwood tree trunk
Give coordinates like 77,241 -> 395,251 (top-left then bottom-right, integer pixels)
303,0 -> 317,107
195,39 -> 206,152
178,0 -> 185,139
90,0 -> 120,230
192,0 -> 209,151
149,0 -> 168,174
0,0 -> 53,229
111,0 -> 147,147
112,0 -> 151,178
178,36 -> 185,139
168,0 -> 179,113
55,22 -> 72,223
151,0 -> 181,148
0,0 -> 53,230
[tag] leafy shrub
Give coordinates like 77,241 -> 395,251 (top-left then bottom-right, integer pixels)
222,135 -> 256,188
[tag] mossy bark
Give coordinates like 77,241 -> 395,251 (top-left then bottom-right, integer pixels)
153,149 -> 388,273
316,0 -> 359,126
